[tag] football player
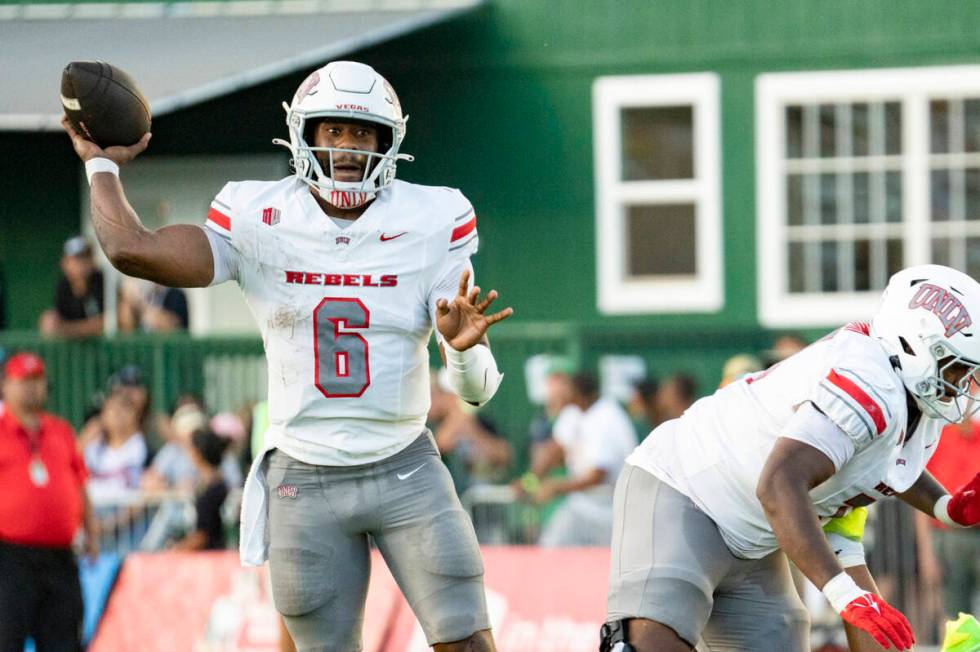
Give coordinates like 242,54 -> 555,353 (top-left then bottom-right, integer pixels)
63,61 -> 512,651
601,264 -> 980,652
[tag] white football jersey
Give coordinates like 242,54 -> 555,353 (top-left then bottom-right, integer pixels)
628,323 -> 942,559
204,177 -> 479,466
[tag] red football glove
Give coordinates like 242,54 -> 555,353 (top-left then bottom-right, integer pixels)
948,472 -> 980,527
839,593 -> 915,651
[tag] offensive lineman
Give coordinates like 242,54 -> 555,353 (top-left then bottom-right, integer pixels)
602,265 -> 980,652
63,61 -> 510,651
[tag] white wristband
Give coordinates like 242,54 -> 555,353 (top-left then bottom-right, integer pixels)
85,157 -> 119,184
444,343 -> 503,406
934,495 -> 962,528
822,571 -> 868,613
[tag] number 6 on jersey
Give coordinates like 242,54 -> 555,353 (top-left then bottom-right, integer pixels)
313,297 -> 370,398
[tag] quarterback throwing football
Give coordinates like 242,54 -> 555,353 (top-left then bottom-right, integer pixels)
64,61 -> 511,651
602,265 -> 980,652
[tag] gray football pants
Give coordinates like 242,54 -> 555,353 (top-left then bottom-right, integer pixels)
606,464 -> 810,651
265,433 -> 490,652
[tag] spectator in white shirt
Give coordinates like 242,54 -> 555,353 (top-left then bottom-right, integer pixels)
83,391 -> 148,502
518,373 -> 637,546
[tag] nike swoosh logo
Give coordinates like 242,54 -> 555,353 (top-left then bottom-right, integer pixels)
380,232 -> 407,242
397,463 -> 425,481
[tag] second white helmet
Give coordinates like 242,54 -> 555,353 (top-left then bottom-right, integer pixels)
871,264 -> 980,423
274,61 -> 413,209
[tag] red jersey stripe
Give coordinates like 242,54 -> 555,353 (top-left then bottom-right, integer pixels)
844,321 -> 871,336
207,207 -> 231,230
827,369 -> 886,434
451,216 -> 477,242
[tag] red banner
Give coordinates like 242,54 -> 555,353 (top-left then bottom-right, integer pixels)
90,547 -> 609,651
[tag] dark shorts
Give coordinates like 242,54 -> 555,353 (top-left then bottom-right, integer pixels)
266,432 -> 490,652
0,540 -> 83,652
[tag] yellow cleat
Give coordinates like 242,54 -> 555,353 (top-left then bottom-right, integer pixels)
942,612 -> 980,652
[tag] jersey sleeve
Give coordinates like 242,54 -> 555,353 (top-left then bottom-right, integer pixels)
427,190 -> 480,341
446,191 -> 478,261
782,401 -> 856,471
809,352 -> 899,448
203,182 -> 243,286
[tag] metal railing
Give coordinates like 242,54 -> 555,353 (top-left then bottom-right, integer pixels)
90,488 -> 242,555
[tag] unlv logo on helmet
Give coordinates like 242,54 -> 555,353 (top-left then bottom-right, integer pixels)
908,283 -> 973,337
294,71 -> 320,103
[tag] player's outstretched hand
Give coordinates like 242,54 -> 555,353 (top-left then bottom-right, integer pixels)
436,268 -> 513,351
62,115 -> 151,165
839,594 -> 915,650
948,471 -> 980,526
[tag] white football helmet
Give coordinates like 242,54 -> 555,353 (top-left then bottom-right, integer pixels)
871,264 -> 980,423
273,61 -> 413,209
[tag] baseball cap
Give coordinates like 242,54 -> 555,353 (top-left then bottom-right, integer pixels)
107,364 -> 144,390
63,235 -> 92,257
4,352 -> 46,380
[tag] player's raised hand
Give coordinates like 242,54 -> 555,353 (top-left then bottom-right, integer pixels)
436,268 -> 513,351
62,115 -> 151,165
839,593 -> 915,650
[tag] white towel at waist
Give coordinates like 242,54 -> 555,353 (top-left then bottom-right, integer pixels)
239,443 -> 277,567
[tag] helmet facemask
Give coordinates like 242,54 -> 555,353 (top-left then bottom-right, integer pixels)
913,343 -> 980,423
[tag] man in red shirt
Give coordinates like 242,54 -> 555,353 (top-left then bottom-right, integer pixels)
916,416 -> 980,619
0,352 -> 97,651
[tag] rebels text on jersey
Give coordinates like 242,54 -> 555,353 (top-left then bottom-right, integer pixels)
628,323 -> 942,558
204,178 -> 479,466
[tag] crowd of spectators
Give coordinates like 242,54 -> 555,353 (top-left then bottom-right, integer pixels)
36,234 -> 189,339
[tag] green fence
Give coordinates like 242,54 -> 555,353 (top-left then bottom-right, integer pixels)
0,321 -> 782,472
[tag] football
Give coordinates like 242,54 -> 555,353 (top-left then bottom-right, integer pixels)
60,61 -> 151,148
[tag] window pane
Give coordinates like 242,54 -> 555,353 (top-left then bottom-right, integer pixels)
886,239 -> 904,278
968,237 -> 980,279
821,240 -> 839,292
788,240 -> 805,293
854,239 -> 872,291
931,100 -> 950,154
820,173 -> 837,225
932,237 -> 953,267
786,106 -> 803,159
626,204 -> 696,276
852,103 -> 870,157
967,168 -> 980,221
967,100 -> 980,152
621,106 -> 693,181
885,171 -> 903,223
853,172 -> 870,223
884,101 -> 902,155
787,174 -> 804,226
820,104 -> 837,158
932,169 -> 951,222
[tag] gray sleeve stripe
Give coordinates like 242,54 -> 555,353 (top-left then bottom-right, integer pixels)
453,207 -> 475,222
836,367 -> 892,420
449,233 -> 478,251
212,198 -> 232,212
818,380 -> 875,440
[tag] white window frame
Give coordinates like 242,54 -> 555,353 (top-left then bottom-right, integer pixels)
757,65 -> 980,327
593,72 -> 723,314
